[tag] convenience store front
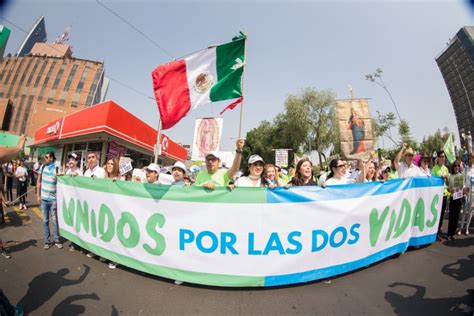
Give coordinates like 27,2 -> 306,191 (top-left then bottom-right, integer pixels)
31,100 -> 188,169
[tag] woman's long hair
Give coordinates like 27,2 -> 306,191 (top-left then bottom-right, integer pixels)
326,159 -> 340,180
290,158 -> 314,186
105,158 -> 120,179
263,163 -> 281,186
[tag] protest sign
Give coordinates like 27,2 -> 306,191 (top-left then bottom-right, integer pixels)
275,149 -> 289,168
119,157 -> 133,176
336,99 -> 374,159
191,118 -> 223,161
58,176 -> 443,287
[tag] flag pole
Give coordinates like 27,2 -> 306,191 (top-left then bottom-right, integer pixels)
237,34 -> 248,139
154,118 -> 162,164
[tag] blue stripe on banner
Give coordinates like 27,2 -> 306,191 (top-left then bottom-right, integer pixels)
263,234 -> 437,286
267,177 -> 444,203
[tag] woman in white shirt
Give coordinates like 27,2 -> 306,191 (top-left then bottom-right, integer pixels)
234,155 -> 264,188
15,160 -> 28,210
324,159 -> 365,186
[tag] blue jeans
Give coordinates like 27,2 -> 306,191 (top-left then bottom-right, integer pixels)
41,200 -> 59,244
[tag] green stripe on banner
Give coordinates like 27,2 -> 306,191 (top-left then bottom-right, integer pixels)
210,38 -> 245,101
58,176 -> 267,204
61,229 -> 263,287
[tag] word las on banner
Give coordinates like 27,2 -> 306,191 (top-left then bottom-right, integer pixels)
336,99 -> 374,159
152,34 -> 246,130
191,118 -> 223,161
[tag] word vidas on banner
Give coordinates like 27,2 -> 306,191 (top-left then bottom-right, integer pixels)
61,198 -> 166,256
369,194 -> 440,247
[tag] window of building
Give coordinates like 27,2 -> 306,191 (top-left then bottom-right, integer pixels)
12,94 -> 26,133
86,67 -> 103,106
26,58 -> 40,87
64,64 -> 78,92
20,95 -> 34,134
75,65 -> 90,94
13,58 -> 33,98
37,60 -> 57,101
3,62 -> 15,85
33,60 -> 48,88
51,61 -> 67,90
6,59 -> 24,97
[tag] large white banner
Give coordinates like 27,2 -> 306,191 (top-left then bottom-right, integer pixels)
191,117 -> 223,161
57,176 -> 443,287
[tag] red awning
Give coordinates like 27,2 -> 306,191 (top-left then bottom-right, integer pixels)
34,100 -> 188,161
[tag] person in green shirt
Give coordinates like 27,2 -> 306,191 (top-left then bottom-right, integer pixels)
431,150 -> 450,240
194,139 -> 244,189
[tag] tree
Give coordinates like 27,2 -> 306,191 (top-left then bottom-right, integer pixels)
243,88 -> 339,169
398,119 -> 417,149
287,88 -> 338,168
242,120 -> 277,168
419,128 -> 451,156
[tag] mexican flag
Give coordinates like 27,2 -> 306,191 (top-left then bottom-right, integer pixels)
152,36 -> 245,129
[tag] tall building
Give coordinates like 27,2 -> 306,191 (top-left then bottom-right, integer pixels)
436,26 -> 474,139
17,16 -> 47,57
0,42 -> 105,137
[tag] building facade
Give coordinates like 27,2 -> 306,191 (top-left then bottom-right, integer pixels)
0,42 -> 105,137
436,26 -> 474,140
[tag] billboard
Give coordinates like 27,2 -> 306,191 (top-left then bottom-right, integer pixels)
17,16 -> 47,56
0,25 -> 10,59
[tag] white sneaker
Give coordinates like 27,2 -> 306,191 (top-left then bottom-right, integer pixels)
86,252 -> 95,258
457,231 -> 462,236
174,280 -> 183,285
109,262 -> 117,269
465,229 -> 470,235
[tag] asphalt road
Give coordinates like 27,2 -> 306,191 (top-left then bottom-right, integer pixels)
1,194 -> 473,315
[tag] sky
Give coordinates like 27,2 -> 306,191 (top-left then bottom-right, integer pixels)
1,0 -> 472,152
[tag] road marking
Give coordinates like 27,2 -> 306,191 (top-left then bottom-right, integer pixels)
31,207 -> 42,219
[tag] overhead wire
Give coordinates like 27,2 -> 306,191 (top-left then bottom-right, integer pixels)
95,0 -> 174,60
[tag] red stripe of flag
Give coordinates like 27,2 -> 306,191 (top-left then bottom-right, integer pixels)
152,59 -> 191,129
220,97 -> 243,116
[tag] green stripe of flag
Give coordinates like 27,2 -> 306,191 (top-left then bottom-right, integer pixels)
210,37 -> 245,102
60,229 -> 264,287
58,176 -> 266,204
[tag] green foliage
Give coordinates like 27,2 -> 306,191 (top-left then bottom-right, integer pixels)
243,88 -> 339,168
419,128 -> 451,156
398,119 -> 417,149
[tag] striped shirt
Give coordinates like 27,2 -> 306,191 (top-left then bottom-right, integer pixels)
40,163 -> 57,201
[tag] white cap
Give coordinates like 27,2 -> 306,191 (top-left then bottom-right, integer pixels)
68,153 -> 78,160
205,151 -> 221,160
248,154 -> 264,165
145,163 -> 160,173
172,161 -> 187,174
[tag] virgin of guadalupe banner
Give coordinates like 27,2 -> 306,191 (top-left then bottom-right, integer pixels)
191,118 -> 223,161
336,99 -> 374,159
